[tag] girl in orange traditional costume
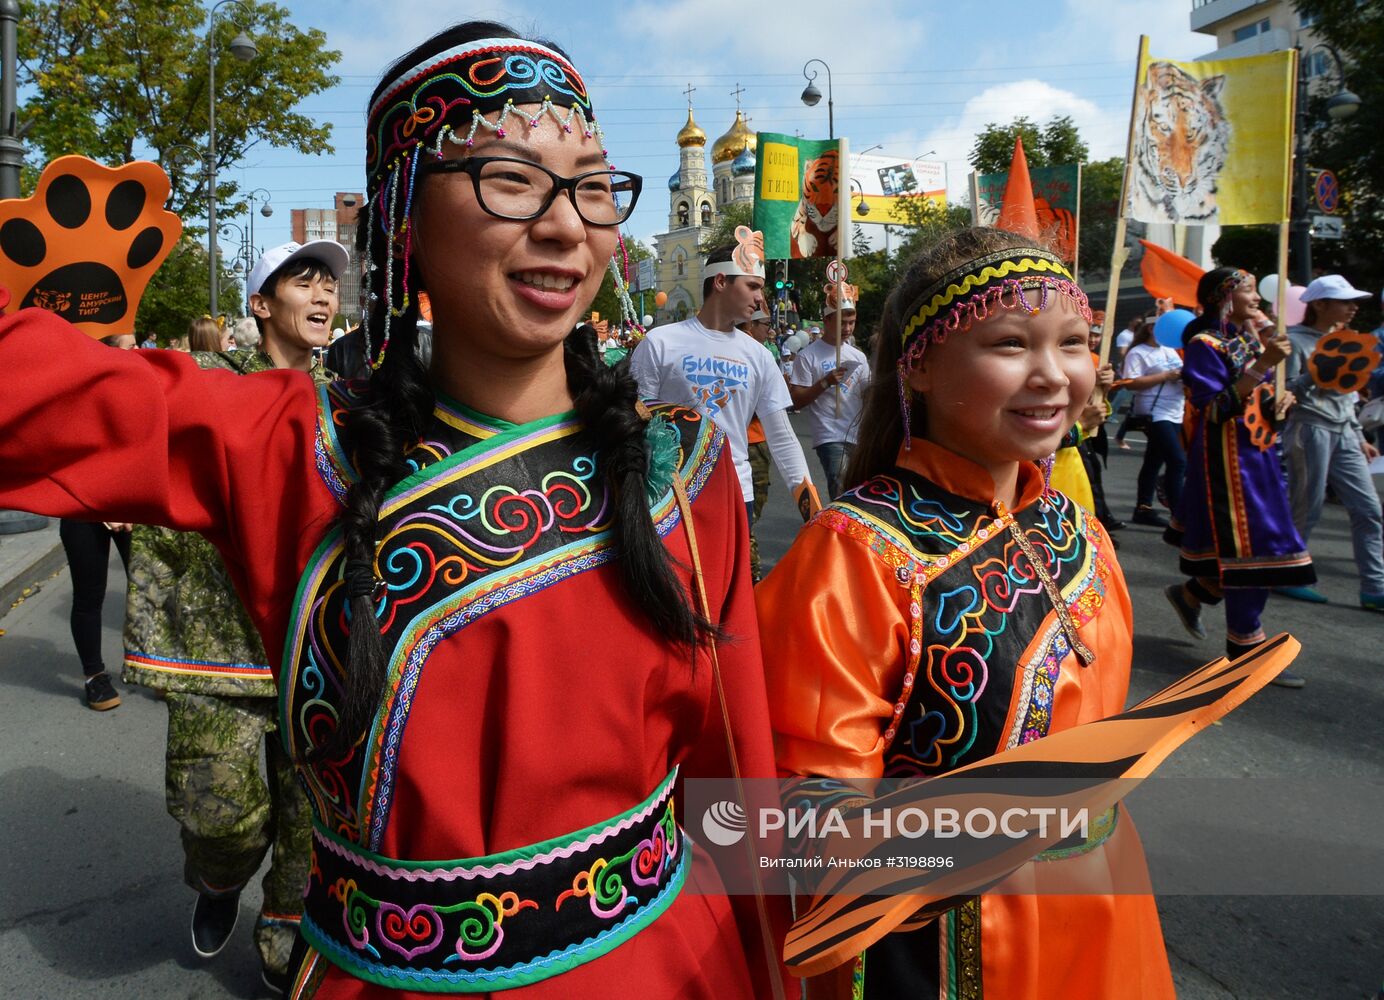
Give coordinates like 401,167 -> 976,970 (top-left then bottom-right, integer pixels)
757,229 -> 1176,998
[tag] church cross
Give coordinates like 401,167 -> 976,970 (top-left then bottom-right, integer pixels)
730,83 -> 746,110
682,82 -> 697,107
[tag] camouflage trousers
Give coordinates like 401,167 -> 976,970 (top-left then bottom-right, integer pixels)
748,440 -> 771,583
165,692 -> 310,976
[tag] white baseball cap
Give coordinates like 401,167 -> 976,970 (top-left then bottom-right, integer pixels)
749,309 -> 770,322
1300,274 -> 1371,303
247,240 -> 350,299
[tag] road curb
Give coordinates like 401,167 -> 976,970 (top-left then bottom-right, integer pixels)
0,541 -> 66,621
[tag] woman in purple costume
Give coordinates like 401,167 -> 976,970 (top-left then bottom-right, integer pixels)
1163,268 -> 1315,687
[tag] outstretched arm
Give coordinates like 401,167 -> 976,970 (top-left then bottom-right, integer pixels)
0,308 -> 337,658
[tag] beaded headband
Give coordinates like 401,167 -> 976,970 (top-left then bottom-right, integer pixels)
894,246 -> 1092,454
359,37 -> 638,370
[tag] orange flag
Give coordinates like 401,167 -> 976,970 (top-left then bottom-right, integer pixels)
996,137 -> 1039,239
1138,240 -> 1205,308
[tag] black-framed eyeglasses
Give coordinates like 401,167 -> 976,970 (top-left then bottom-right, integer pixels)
419,156 -> 642,226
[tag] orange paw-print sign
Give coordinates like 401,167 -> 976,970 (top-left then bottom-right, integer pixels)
1308,329 -> 1381,394
0,156 -> 181,337
1242,383 -> 1278,452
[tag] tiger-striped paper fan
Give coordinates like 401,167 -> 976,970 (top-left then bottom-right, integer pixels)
784,633 -> 1300,976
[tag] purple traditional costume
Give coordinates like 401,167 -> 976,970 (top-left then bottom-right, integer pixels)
1167,316 -> 1315,652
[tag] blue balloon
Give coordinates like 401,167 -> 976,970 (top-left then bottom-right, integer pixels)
1153,309 -> 1195,348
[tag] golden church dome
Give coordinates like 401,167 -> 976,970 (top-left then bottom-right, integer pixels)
711,110 -> 755,165
676,109 -> 706,148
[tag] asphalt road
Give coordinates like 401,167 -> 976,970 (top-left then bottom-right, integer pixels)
0,416 -> 1380,999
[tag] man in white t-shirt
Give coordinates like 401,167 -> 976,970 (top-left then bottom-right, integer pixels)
1113,315 -> 1139,364
1121,332 -> 1186,527
789,281 -> 870,498
630,231 -> 820,523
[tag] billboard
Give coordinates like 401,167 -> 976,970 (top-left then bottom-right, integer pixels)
849,154 -> 947,225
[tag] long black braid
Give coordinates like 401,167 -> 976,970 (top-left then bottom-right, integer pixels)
312,22 -> 714,763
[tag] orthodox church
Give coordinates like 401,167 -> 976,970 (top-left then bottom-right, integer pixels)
652,99 -> 757,323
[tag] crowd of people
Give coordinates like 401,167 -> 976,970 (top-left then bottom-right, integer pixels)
0,17 -> 1377,1000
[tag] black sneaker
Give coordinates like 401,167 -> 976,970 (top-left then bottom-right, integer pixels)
1164,584 -> 1206,640
1131,506 -> 1169,528
84,672 -> 121,711
191,892 -> 240,958
1268,669 -> 1306,689
261,967 -> 289,997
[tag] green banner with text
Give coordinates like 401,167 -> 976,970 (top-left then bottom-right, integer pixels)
753,132 -> 843,260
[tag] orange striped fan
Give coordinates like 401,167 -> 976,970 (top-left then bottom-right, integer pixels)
784,633 -> 1300,977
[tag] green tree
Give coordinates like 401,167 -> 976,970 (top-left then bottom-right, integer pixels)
1077,157 -> 1125,279
1210,225 -> 1278,282
968,115 -> 1090,175
1293,0 -> 1384,327
135,237 -> 241,343
18,0 -> 339,326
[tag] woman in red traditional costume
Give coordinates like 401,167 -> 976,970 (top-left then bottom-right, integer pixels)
0,21 -> 786,1000
757,228 -> 1177,998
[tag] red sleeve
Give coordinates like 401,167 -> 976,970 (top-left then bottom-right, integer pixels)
0,308 -> 338,664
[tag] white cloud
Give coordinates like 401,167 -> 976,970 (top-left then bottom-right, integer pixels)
869,79 -> 1125,202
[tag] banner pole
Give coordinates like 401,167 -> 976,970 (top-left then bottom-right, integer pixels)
834,136 -> 850,419
969,170 -> 980,226
1098,34 -> 1148,370
1072,162 -> 1083,282
1274,48 -> 1299,398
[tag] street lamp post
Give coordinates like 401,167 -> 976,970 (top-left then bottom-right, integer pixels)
245,186 -> 272,262
0,0 -> 44,533
1291,44 -> 1361,285
0,0 -> 25,200
218,222 -> 249,315
205,0 -> 258,321
800,59 -> 833,139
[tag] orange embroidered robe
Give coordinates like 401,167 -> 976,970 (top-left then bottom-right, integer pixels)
757,441 -> 1175,1000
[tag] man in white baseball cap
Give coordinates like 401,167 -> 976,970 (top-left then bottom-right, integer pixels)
1280,273 -> 1384,610
246,239 -> 350,372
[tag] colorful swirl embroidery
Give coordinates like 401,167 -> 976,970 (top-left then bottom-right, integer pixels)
826,474 -> 1102,778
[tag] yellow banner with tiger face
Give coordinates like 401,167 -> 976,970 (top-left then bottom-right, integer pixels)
1125,47 -> 1294,226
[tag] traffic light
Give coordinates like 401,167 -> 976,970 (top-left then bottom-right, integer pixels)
775,279 -> 785,290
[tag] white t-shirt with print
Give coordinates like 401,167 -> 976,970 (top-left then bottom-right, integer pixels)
630,317 -> 794,501
1122,342 -> 1185,423
789,338 -> 870,447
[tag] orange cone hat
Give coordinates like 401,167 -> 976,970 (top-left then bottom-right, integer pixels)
996,137 -> 1040,240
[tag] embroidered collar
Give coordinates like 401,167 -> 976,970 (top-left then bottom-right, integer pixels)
894,439 -> 1045,510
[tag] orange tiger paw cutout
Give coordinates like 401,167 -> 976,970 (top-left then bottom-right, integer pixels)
1309,329 -> 1381,394
0,156 -> 181,337
1242,383 -> 1277,451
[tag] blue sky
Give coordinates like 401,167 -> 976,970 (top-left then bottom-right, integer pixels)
236,0 -> 1212,250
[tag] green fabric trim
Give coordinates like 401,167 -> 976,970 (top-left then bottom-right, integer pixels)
432,390 -> 519,431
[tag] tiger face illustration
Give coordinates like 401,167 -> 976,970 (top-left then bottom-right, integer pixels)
789,149 -> 839,259
1129,62 -> 1230,224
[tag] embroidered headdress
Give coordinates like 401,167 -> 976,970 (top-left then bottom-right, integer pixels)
704,226 -> 766,280
359,35 -> 637,369
895,245 -> 1092,457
